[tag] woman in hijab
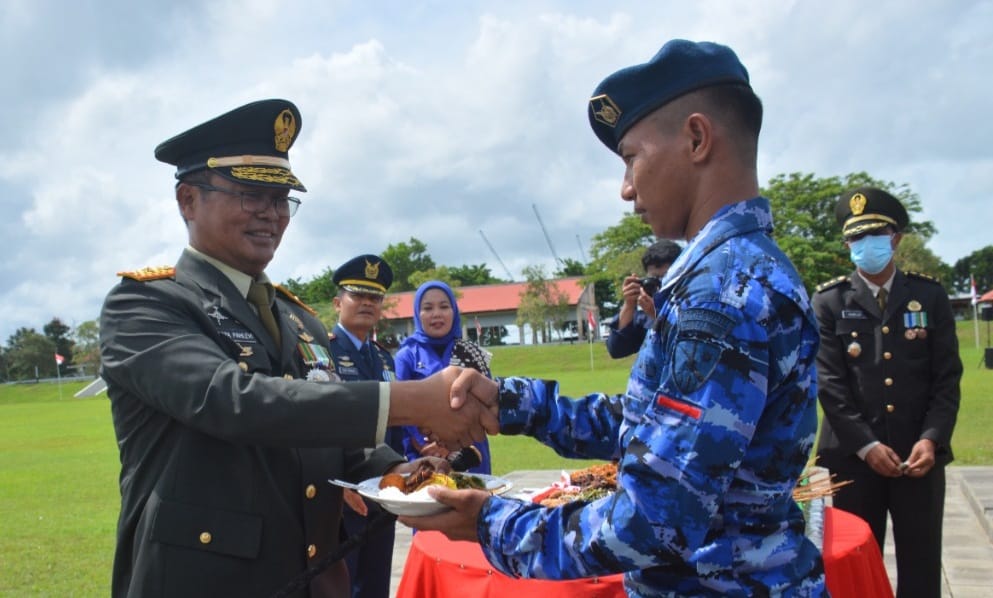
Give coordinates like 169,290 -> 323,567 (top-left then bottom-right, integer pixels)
394,280 -> 492,474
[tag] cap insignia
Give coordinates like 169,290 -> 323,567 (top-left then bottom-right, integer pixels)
850,192 -> 867,216
274,109 -> 297,152
590,94 -> 622,127
364,259 -> 380,279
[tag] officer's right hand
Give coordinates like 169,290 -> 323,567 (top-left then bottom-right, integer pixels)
865,443 -> 904,477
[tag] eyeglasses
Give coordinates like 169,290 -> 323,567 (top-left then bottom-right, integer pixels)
345,291 -> 385,304
190,183 -> 301,217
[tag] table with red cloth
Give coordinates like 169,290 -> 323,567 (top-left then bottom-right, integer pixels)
395,507 -> 893,598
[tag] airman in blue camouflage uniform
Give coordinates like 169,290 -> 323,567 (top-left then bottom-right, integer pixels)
403,40 -> 826,597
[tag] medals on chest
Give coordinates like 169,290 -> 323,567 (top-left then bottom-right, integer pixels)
903,299 -> 928,340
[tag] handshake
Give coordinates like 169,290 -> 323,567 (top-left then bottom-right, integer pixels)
388,366 -> 500,449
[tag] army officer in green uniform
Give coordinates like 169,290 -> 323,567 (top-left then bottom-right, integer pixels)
813,187 -> 962,598
99,100 -> 494,598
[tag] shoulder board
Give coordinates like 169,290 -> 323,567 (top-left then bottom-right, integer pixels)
815,275 -> 849,294
905,271 -> 941,284
117,266 -> 175,282
274,284 -> 317,316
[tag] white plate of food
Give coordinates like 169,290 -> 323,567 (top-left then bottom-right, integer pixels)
334,471 -> 513,517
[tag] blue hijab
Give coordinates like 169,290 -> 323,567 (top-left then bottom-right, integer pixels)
401,280 -> 461,352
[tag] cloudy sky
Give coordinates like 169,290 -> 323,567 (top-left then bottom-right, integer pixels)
1,0 -> 990,344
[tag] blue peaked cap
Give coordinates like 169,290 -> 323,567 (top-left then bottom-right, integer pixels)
588,40 -> 750,153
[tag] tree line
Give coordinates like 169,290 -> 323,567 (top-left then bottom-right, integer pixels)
3,171 -> 992,382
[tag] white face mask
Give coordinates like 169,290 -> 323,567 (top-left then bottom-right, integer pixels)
848,234 -> 893,274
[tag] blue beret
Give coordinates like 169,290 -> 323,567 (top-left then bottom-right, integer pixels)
333,254 -> 394,296
155,99 -> 306,191
588,40 -> 750,153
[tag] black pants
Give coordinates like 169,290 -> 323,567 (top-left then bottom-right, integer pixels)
832,464 -> 945,598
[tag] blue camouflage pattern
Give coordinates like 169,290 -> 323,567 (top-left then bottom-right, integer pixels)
478,198 -> 826,596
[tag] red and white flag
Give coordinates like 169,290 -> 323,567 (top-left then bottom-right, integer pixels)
587,310 -> 597,335
971,274 -> 979,306
474,316 -> 482,340
54,353 -> 65,365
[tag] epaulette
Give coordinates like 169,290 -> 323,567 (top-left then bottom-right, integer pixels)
117,266 -> 175,281
815,275 -> 849,293
906,271 -> 941,284
274,284 -> 317,316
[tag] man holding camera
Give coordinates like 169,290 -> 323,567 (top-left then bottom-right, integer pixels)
606,239 -> 682,358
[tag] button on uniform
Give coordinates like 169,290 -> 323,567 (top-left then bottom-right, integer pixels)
307,544 -> 317,558
886,404 -> 895,413
884,351 -> 892,360
199,532 -> 212,544
305,484 -> 317,499
884,378 -> 893,386
882,326 -> 890,334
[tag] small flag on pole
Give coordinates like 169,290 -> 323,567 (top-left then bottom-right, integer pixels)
587,310 -> 597,338
54,353 -> 65,365
474,316 -> 482,340
971,274 -> 979,305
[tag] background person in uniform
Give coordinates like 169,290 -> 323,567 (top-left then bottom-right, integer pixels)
327,254 -> 402,598
402,40 -> 826,596
605,239 -> 682,358
394,280 -> 493,475
98,99 -> 494,598
813,187 -> 962,598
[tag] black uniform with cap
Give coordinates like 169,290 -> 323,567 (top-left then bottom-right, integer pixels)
100,100 -> 405,598
326,255 -> 403,598
813,187 -> 962,598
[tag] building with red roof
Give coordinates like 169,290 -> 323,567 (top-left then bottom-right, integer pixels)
382,277 -> 598,345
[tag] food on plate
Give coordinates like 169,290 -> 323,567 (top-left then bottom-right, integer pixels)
377,461 -> 488,495
538,462 -> 618,507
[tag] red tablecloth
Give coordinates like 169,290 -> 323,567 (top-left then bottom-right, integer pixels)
396,507 -> 893,598
823,507 -> 894,598
395,531 -> 625,597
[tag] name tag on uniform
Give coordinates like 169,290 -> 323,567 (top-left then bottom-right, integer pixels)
842,310 -> 867,319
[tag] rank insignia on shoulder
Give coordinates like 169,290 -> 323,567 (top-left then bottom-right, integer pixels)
815,275 -> 848,293
274,284 -> 317,315
118,265 -> 175,281
906,271 -> 940,284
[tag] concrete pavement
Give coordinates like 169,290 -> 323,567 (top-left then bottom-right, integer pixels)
387,467 -> 993,597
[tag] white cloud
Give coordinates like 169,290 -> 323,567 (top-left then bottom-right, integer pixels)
1,0 -> 991,344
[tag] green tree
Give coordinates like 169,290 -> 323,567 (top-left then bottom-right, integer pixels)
448,264 -> 501,286
953,246 -> 993,296
584,213 -> 654,317
555,258 -> 586,277
43,317 -> 74,366
282,266 -> 336,305
72,320 -> 101,377
408,266 -> 462,291
382,238 -> 436,292
515,265 -> 571,343
5,328 -> 57,380
763,172 -> 937,292
894,234 -> 953,284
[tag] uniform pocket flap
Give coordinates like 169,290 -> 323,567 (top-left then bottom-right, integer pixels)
151,498 -> 262,559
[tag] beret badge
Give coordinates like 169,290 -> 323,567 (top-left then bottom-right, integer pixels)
849,192 -> 867,216
590,94 -> 622,127
364,259 -> 381,279
273,109 -> 297,152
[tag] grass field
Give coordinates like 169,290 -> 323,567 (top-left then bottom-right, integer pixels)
1,324 -> 991,596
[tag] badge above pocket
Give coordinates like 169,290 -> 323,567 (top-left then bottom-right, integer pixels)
670,307 -> 734,395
